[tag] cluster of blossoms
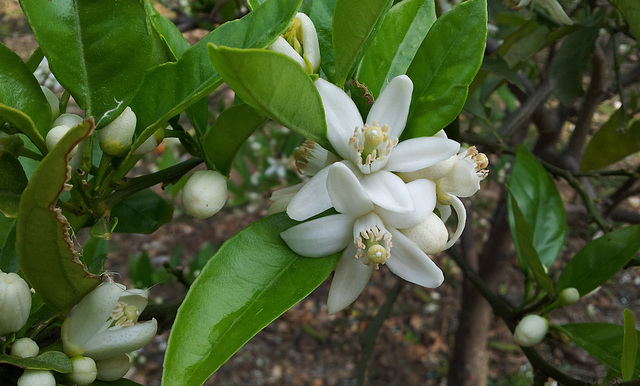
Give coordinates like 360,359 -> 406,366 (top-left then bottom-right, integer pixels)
268,14 -> 488,314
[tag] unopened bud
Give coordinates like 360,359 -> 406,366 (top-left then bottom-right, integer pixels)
98,107 -> 136,156
17,370 -> 56,386
401,213 -> 448,254
10,337 -> 39,358
513,315 -> 548,347
68,356 -> 98,386
0,271 -> 32,336
46,125 -> 78,158
95,354 -> 130,381
558,287 -> 580,305
40,86 -> 59,119
182,170 -> 228,219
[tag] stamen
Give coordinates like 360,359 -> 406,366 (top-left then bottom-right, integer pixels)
349,122 -> 395,172
354,222 -> 392,269
109,301 -> 140,328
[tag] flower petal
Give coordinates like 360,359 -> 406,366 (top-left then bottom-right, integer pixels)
327,245 -> 374,314
361,170 -> 414,213
268,36 -> 306,68
297,13 -> 321,72
385,137 -> 460,173
386,229 -> 444,288
286,166 -> 332,221
539,0 -> 573,25
119,289 -> 149,313
327,163 -> 373,217
315,78 -> 363,160
366,75 -> 413,138
280,214 -> 352,257
443,196 -> 467,250
438,159 -> 480,197
377,179 -> 436,229
82,319 -> 158,361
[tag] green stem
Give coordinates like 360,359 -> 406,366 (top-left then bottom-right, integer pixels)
25,47 -> 44,73
93,153 -> 114,194
59,91 -> 71,114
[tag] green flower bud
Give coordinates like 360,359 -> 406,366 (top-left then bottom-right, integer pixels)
513,315 -> 548,347
17,370 -> 56,386
68,356 -> 98,385
558,287 -> 580,305
182,170 -> 228,219
95,354 -> 130,381
98,107 -> 136,156
10,337 -> 39,358
40,86 -> 59,119
0,271 -> 32,336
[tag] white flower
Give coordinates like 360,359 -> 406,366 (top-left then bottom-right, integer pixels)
286,75 -> 460,221
0,271 -> 32,336
268,13 -> 320,73
281,163 -> 443,313
61,281 -> 157,361
513,314 -> 548,347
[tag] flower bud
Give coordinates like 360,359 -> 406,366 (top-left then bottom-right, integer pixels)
40,86 -> 59,119
400,213 -> 449,254
17,370 -> 56,386
95,354 -> 130,381
0,271 -> 32,336
54,113 -> 84,128
132,129 -> 164,155
558,287 -> 580,305
46,125 -> 78,158
400,155 -> 457,182
513,314 -> 548,347
10,337 -> 39,358
98,107 -> 136,156
182,170 -> 228,219
268,13 -> 320,73
68,356 -> 98,385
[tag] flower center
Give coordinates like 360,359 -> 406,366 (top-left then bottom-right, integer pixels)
349,121 -> 397,173
110,301 -> 140,328
354,224 -> 392,269
283,18 -> 303,55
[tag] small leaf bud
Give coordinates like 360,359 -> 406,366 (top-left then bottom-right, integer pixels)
10,337 -> 39,358
513,314 -> 548,347
182,170 -> 228,219
558,287 -> 580,305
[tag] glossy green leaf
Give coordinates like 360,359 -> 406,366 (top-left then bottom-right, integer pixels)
80,235 -> 109,275
623,309 -> 639,381
611,0 -> 640,41
479,55 -> 525,92
129,0 -> 301,153
404,0 -> 487,138
309,0 -> 337,80
0,104 -> 47,155
332,0 -> 392,86
0,351 -> 72,373
20,0 -> 153,126
111,189 -> 173,234
556,225 -> 640,295
356,0 -> 435,98
508,146 -> 566,268
557,323 -> 640,379
209,46 -> 327,148
202,103 -> 267,176
144,1 -> 190,60
508,191 -> 555,294
16,121 -> 101,314
0,152 -> 28,218
0,43 -> 52,138
163,213 -> 339,385
550,27 -> 598,105
0,220 -> 18,272
581,110 -> 640,171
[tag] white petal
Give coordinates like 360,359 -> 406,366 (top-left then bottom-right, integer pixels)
268,36 -> 306,68
296,13 -> 321,72
438,159 -> 480,197
315,78 -> 363,160
327,245 -> 374,314
366,75 -> 413,139
385,137 -> 460,173
327,163 -> 373,217
386,229 -> 444,288
286,167 -> 332,221
443,196 -> 467,250
437,203 -> 452,222
539,0 -> 573,25
82,319 -> 158,361
280,214 -> 352,257
361,170 -> 414,214
377,179 -> 436,229
119,289 -> 149,313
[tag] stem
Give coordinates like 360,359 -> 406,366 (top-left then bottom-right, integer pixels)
92,153 -> 114,194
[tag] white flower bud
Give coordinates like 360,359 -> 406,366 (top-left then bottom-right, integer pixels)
40,86 -> 59,119
400,155 -> 457,182
0,271 -> 32,336
17,370 -> 56,386
95,354 -> 130,381
68,356 -> 97,385
182,170 -> 228,219
400,213 -> 449,254
513,314 -> 548,347
10,337 -> 39,358
132,129 -> 164,155
98,106 -> 136,156
268,13 -> 320,73
558,287 -> 580,305
53,113 -> 83,128
46,125 -> 78,158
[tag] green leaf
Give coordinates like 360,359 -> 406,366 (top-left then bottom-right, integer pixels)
550,27 -> 598,105
20,0 -> 153,126
404,0 -> 487,138
0,152 -> 28,218
508,191 -> 555,294
0,351 -> 72,373
309,0 -> 337,80
111,189 -> 173,234
208,46 -> 327,148
16,121 -> 101,314
80,235 -> 109,275
0,104 -> 47,155
611,0 -> 640,41
202,103 -> 267,176
557,323 -> 640,379
93,380 -> 143,386
163,213 -> 339,385
623,309 -> 639,381
144,1 -> 190,60
508,146 -> 566,268
581,110 -> 640,171
0,43 -> 52,138
556,225 -> 640,296
0,220 -> 18,272
332,0 -> 392,86
129,0 -> 301,152
356,0 -> 435,98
